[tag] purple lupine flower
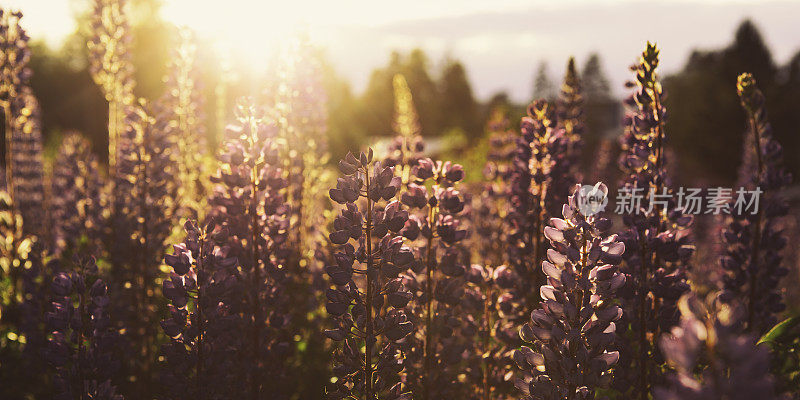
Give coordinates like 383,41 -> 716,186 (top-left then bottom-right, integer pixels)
614,42 -> 694,400
462,263 -> 509,400
474,108 -> 516,269
207,99 -> 294,399
654,293 -> 777,400
0,194 -> 53,398
160,220 -> 241,400
514,183 -> 625,400
465,110 -> 521,399
0,9 -> 32,108
270,38 -> 333,322
720,73 -> 792,335
7,89 -> 44,236
50,132 -> 104,256
1,11 -> 44,237
16,241 -> 56,397
505,100 -> 568,330
324,149 -> 415,400
87,0 -> 135,177
108,101 -> 178,393
0,45 -> 51,388
398,158 -> 471,399
156,28 -> 207,219
385,73 -> 425,187
45,256 -> 124,400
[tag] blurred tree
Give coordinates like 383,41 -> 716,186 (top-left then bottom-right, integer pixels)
27,0 -> 173,166
357,49 -> 471,139
664,50 -> 739,184
321,55 -> 362,161
356,51 -> 398,137
663,19 -> 799,185
582,53 -> 612,102
532,61 -> 556,101
439,59 -> 480,140
28,41 -> 107,160
770,50 -> 800,178
402,49 -> 441,135
484,91 -> 525,129
581,53 -> 618,170
723,20 -> 777,88
486,91 -> 511,111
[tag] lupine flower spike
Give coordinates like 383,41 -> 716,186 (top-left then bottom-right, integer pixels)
386,74 -> 424,186
504,100 -> 568,335
324,149 -> 415,400
720,73 -> 792,335
208,99 -> 294,399
161,220 -> 241,400
514,183 -> 625,400
45,256 -> 124,399
655,293 -> 777,400
399,157 -> 469,399
88,0 -> 135,176
615,42 -> 694,400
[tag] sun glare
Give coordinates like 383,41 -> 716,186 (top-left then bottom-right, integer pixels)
160,0 -> 330,73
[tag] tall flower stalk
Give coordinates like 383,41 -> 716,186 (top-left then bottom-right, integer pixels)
0,9 -> 29,212
158,28 -> 207,218
399,158 -> 468,399
507,100 -> 567,317
514,183 -> 625,400
470,109 -> 518,399
45,256 -> 124,399
208,100 -> 293,399
1,10 -> 44,237
0,14 -> 47,388
271,37 -> 332,277
655,293 -> 777,400
324,150 -> 414,400
474,108 -> 515,269
266,39 -> 334,396
161,220 -> 241,400
386,74 -> 424,186
615,42 -> 694,400
50,133 -> 104,257
88,0 -> 135,177
109,101 -> 177,394
0,189 -> 52,397
720,73 -> 792,335
6,87 -> 44,237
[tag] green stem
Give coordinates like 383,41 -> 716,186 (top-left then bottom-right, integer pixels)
423,200 -> 437,400
3,103 -> 14,211
196,229 -> 207,400
364,166 -> 375,400
248,115 -> 263,400
746,111 -> 764,332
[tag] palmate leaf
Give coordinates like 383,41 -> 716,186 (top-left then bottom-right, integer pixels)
758,316 -> 800,346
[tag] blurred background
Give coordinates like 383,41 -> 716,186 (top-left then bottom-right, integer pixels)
4,0 -> 800,187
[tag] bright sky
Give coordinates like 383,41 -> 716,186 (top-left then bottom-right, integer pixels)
5,0 -> 800,101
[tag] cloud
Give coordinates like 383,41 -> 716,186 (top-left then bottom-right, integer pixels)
324,0 -> 800,101
11,0 -> 800,102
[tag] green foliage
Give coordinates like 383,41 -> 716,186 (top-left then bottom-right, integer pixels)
759,317 -> 800,345
439,59 -> 481,140
759,317 -> 800,396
